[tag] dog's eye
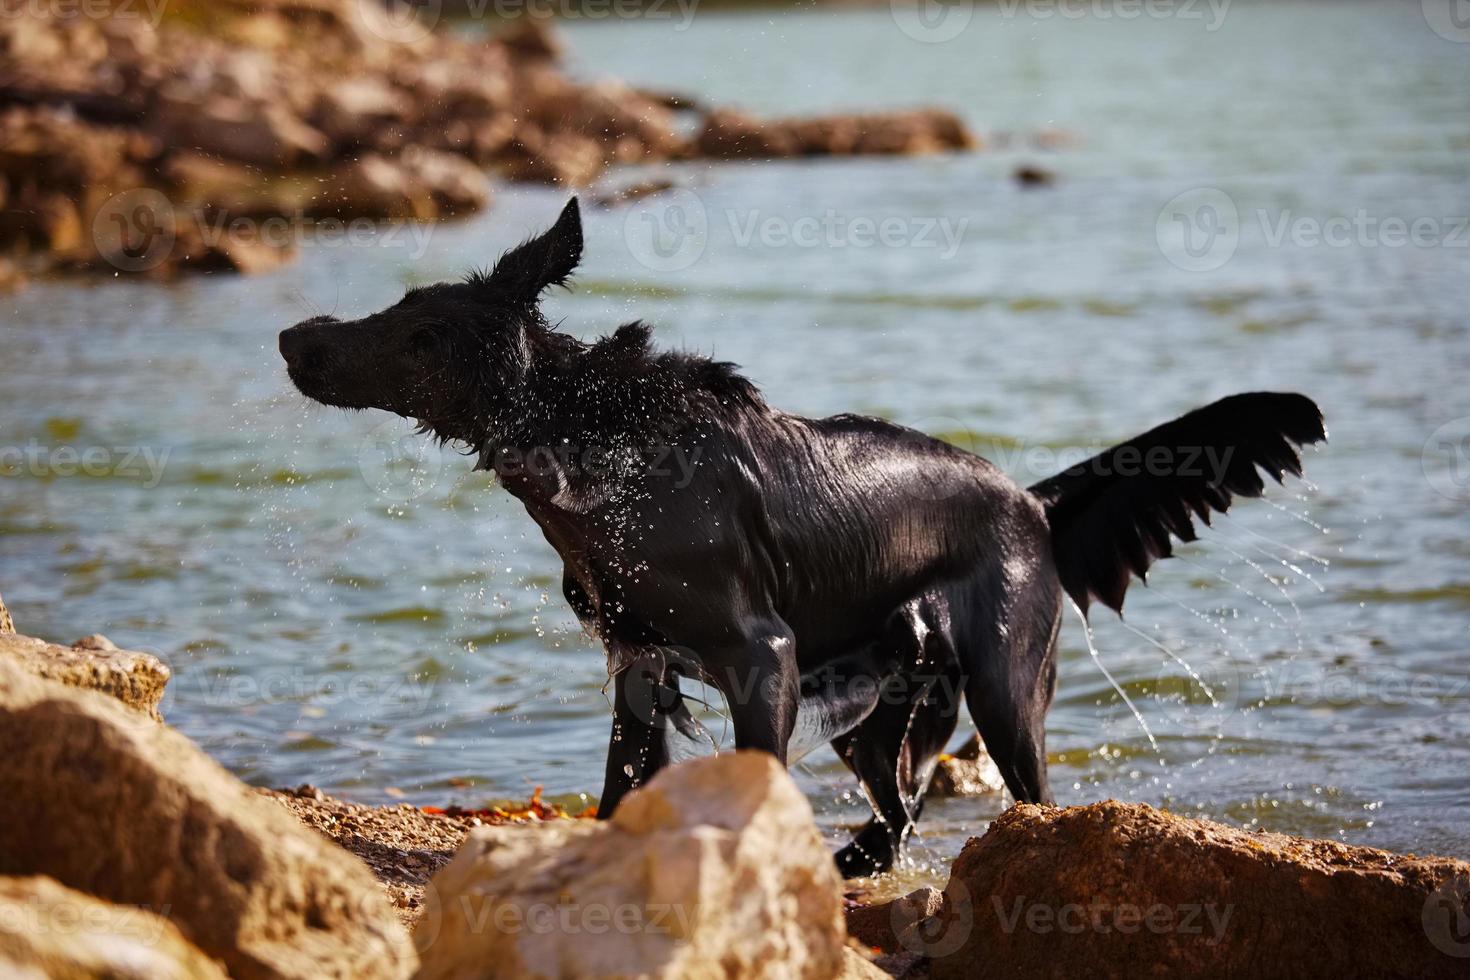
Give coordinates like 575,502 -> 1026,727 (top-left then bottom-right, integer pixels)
408,329 -> 438,357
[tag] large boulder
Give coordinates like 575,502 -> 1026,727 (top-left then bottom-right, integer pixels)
413,752 -> 849,979
0,660 -> 415,980
0,875 -> 228,979
0,631 -> 168,720
926,801 -> 1470,980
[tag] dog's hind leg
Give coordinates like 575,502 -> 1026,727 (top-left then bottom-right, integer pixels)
831,604 -> 962,877
958,574 -> 1063,806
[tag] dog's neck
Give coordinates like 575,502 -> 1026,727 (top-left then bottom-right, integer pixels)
447,319 -> 760,508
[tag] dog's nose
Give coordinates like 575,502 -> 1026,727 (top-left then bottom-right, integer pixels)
278,325 -> 309,366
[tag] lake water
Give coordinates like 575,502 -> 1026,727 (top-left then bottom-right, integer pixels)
3,1 -> 1468,887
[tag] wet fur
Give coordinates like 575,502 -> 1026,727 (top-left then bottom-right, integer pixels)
280,199 -> 1326,876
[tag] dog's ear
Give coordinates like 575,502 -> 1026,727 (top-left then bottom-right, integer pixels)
484,198 -> 582,304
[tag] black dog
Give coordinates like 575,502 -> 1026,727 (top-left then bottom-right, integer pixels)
280,199 -> 1325,876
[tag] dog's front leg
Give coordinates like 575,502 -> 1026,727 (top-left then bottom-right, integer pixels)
702,623 -> 799,764
596,652 -> 682,818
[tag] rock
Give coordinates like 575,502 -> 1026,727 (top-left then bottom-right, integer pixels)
590,178 -> 676,209
398,145 -> 491,217
0,660 -> 416,980
150,92 -> 330,168
926,734 -> 1005,798
0,631 -> 168,719
693,108 -> 975,160
927,801 -> 1470,980
839,946 -> 894,979
309,154 -> 432,221
413,752 -> 849,979
494,20 -> 564,62
312,77 -> 414,146
1013,164 -> 1055,187
0,593 -> 12,635
0,875 -> 228,979
846,886 -> 944,954
499,130 -> 607,187
693,108 -> 802,160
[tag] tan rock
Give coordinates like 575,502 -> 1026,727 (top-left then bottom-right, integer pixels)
0,593 -> 12,635
0,660 -> 416,980
693,108 -> 801,160
398,145 -> 491,217
846,886 -> 944,955
414,752 -> 849,979
838,946 -> 893,979
927,801 -> 1470,980
926,734 -> 1004,799
0,875 -> 228,980
0,631 -> 168,719
499,130 -> 606,187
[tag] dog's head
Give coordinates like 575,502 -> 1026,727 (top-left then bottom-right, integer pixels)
279,198 -> 582,432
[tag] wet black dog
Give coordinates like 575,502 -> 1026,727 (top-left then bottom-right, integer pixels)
280,199 -> 1325,876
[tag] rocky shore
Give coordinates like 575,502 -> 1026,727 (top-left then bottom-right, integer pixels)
0,1 -> 974,290
2,606 -> 1467,978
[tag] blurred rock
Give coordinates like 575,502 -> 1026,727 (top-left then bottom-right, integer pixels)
926,734 -> 1005,798
590,178 -> 676,208
0,6 -> 976,285
0,593 -> 12,635
0,631 -> 168,720
0,660 -> 416,980
927,801 -> 1470,980
414,752 -> 849,980
1013,164 -> 1055,187
846,886 -> 944,955
695,108 -> 975,159
0,875 -> 228,980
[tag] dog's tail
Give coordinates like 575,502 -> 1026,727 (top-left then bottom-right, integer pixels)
1029,392 -> 1326,615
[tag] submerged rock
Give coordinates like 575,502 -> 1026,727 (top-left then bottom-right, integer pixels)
0,661 -> 416,980
0,630 -> 168,720
414,752 -> 850,979
925,801 -> 1470,980
926,734 -> 1005,799
0,875 -> 228,979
